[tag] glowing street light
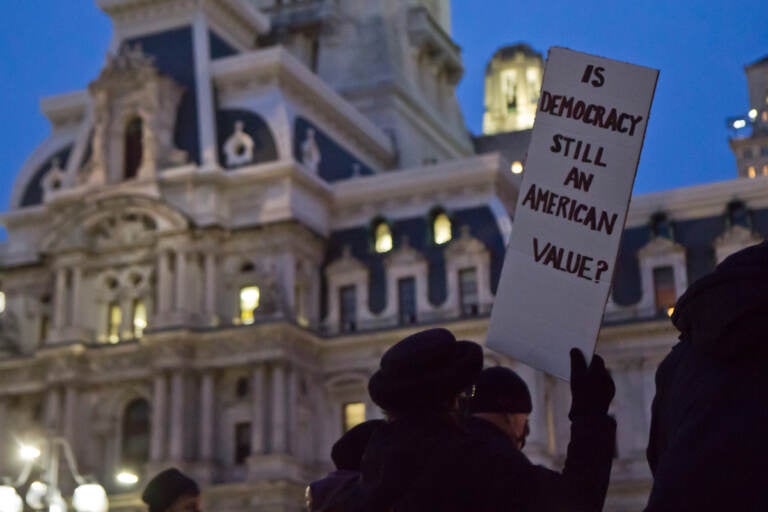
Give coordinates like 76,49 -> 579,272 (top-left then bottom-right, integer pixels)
748,108 -> 758,120
115,472 -> 139,486
19,445 -> 41,461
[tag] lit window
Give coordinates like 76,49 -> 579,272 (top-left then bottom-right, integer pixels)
397,277 -> 417,325
459,268 -> 479,316
374,222 -> 392,253
748,166 -> 757,178
0,291 -> 5,314
107,302 -> 121,343
342,402 -> 366,433
433,212 -> 452,245
239,286 -> 260,325
339,285 -> 357,332
511,161 -> 524,174
132,299 -> 147,339
653,266 -> 676,315
234,422 -> 252,465
666,307 -> 675,317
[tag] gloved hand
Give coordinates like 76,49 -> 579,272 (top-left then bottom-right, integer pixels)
569,348 -> 615,420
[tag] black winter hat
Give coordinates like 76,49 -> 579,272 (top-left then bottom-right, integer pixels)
331,419 -> 386,470
141,468 -> 199,512
469,366 -> 533,414
368,328 -> 483,413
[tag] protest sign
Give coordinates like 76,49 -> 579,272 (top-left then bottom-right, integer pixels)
487,47 -> 659,380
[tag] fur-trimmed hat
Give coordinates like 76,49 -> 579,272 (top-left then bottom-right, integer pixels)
368,328 -> 483,413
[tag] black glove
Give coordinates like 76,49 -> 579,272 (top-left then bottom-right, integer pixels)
569,348 -> 615,420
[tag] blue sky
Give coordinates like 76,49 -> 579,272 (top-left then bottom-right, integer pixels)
1,1 -> 767,219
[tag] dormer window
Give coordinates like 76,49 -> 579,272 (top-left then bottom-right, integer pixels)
373,220 -> 393,254
124,116 -> 143,180
432,210 -> 452,245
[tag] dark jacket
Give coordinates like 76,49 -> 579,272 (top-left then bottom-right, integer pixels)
308,470 -> 361,512
332,411 -> 615,512
645,242 -> 768,511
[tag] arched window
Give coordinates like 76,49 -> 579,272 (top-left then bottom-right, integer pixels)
121,399 -> 150,473
239,286 -> 260,325
107,301 -> 121,343
124,117 -> 143,180
432,211 -> 452,245
373,220 -> 392,253
132,299 -> 147,339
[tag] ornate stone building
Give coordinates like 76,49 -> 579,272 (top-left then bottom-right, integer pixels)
0,1 -> 767,511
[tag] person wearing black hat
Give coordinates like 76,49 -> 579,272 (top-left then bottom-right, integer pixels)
141,468 -> 200,512
644,241 -> 768,511
329,327 -> 616,512
466,361 -> 617,511
306,419 -> 385,512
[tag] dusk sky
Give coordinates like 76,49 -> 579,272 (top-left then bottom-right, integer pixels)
1,1 -> 767,220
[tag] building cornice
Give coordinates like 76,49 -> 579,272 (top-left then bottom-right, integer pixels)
210,47 -> 396,167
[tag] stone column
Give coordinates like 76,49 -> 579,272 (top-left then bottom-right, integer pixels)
169,371 -> 185,461
175,251 -> 187,315
270,363 -> 287,453
250,364 -> 266,455
44,387 -> 62,432
287,364 -> 298,455
63,386 -> 78,446
70,267 -> 82,327
0,399 -> 8,475
157,251 -> 172,315
192,11 -> 218,167
204,252 -> 217,323
53,268 -> 67,330
199,372 -> 215,461
150,373 -> 167,462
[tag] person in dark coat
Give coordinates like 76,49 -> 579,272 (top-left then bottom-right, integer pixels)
329,327 -> 616,512
142,468 -> 200,512
645,241 -> 768,511
467,363 -> 616,511
306,419 -> 385,511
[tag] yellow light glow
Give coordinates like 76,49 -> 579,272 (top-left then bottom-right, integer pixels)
108,303 -> 121,343
132,300 -> 147,338
511,161 -> 524,174
19,444 -> 41,461
733,119 -> 747,129
240,286 -> 260,325
667,307 -> 674,317
748,166 -> 757,178
748,108 -> 758,120
763,166 -> 768,176
374,223 -> 392,253
342,402 -> 366,433
0,291 -> 5,314
116,471 -> 139,485
433,213 -> 452,245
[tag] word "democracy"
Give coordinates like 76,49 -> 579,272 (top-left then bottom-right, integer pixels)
539,90 -> 644,136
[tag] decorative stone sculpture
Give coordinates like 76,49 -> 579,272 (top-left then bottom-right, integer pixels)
300,128 -> 321,172
223,121 -> 255,167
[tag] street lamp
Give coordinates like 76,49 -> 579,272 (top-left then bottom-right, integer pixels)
0,436 -> 108,512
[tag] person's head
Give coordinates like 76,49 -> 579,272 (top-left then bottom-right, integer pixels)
331,419 -> 386,471
469,366 -> 533,449
142,468 -> 200,512
368,328 -> 483,418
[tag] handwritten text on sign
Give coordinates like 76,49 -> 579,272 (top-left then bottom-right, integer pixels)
487,48 -> 659,380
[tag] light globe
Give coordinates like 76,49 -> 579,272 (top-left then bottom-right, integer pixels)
0,485 -> 23,512
72,484 -> 108,512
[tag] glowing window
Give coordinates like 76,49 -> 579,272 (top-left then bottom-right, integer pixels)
433,212 -> 452,245
132,299 -> 147,339
342,402 -> 366,433
748,166 -> 757,178
374,222 -> 392,253
239,286 -> 260,325
0,291 -> 5,314
653,266 -> 676,315
107,302 -> 121,343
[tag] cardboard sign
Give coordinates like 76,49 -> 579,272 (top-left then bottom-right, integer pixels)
487,47 -> 659,380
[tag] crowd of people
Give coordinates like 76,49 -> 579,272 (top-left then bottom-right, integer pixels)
142,242 -> 768,511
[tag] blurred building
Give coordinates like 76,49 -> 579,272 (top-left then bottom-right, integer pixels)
0,1 -> 767,511
728,55 -> 768,178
